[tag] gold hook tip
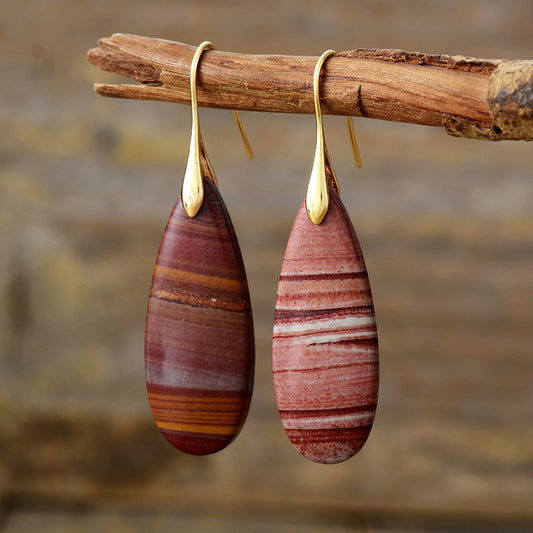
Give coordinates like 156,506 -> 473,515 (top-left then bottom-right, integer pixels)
232,110 -> 253,158
346,116 -> 362,169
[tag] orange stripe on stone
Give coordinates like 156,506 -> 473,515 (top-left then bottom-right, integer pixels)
157,421 -> 239,435
148,392 -> 244,405
151,287 -> 249,312
154,265 -> 244,293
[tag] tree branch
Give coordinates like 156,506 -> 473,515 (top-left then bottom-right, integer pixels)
87,34 -> 533,141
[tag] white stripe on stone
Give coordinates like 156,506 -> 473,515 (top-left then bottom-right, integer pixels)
273,315 -> 375,335
282,411 -> 374,429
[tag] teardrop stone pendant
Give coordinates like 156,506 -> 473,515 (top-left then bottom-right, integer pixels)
273,187 -> 379,464
145,178 -> 254,455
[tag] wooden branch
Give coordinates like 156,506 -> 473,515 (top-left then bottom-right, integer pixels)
88,34 -> 533,141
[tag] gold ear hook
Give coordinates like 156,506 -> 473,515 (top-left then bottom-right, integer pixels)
182,41 -> 253,218
182,41 -> 214,217
346,116 -> 362,169
232,110 -> 253,159
306,49 -> 339,225
305,52 -> 364,224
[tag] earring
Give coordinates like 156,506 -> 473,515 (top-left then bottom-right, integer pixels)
145,42 -> 255,455
273,50 -> 378,464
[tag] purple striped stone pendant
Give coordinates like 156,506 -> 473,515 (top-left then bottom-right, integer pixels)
145,178 -> 255,455
272,50 -> 379,464
145,42 -> 254,455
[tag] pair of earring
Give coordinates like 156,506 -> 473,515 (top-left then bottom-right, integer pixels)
144,43 -> 379,464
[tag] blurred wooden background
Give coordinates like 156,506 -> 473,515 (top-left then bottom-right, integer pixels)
1,1 -> 532,531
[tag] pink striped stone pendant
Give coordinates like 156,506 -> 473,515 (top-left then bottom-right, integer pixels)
273,187 -> 379,464
145,177 -> 254,455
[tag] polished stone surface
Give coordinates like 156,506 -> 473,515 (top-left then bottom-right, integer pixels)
273,188 -> 379,464
145,178 -> 254,455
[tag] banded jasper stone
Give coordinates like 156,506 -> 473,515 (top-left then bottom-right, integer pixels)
145,178 -> 254,455
273,188 -> 379,464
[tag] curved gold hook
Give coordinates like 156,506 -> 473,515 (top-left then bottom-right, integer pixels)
182,41 -> 253,218
305,49 -> 338,225
305,51 -> 363,224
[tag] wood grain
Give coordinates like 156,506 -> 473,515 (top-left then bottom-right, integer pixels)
145,178 -> 254,455
87,34 -> 533,140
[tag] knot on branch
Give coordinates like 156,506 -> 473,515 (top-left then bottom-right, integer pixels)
488,60 -> 533,141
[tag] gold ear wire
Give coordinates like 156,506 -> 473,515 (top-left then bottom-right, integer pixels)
232,110 -> 253,158
346,116 -> 362,169
306,49 -> 339,225
182,41 -> 253,218
182,41 -> 215,217
305,51 -> 364,224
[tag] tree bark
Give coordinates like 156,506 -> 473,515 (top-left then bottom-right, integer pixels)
87,34 -> 533,141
